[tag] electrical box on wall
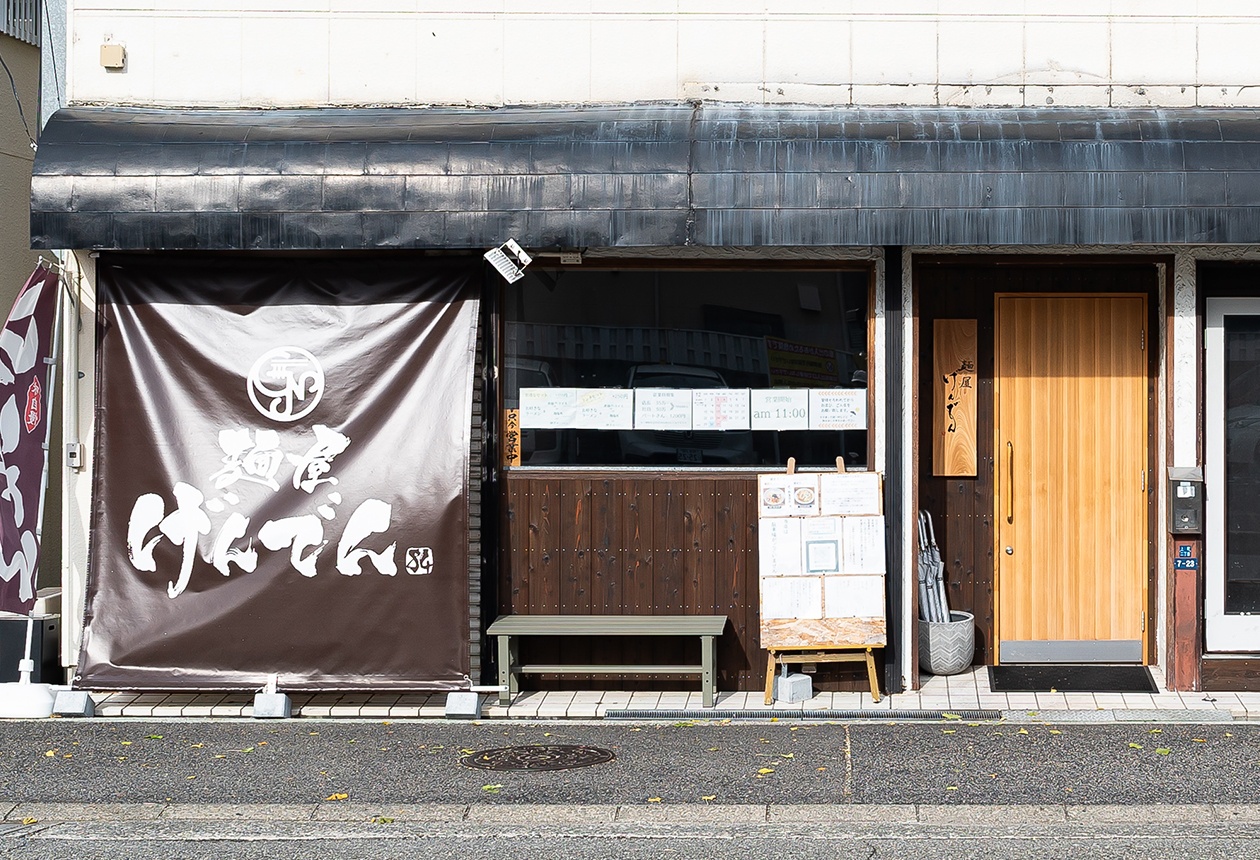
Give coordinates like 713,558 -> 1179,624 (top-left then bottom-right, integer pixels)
1168,466 -> 1204,535
100,44 -> 126,70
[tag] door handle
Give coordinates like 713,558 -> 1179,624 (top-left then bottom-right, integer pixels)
1006,440 -> 1014,524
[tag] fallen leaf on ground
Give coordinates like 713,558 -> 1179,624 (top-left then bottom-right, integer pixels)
1156,748 -> 1171,755
701,795 -> 716,801
1048,730 -> 1062,735
21,818 -> 36,825
647,797 -> 661,803
1149,729 -> 1163,734
1128,743 -> 1142,749
942,729 -> 956,734
325,793 -> 349,801
120,741 -> 132,746
43,750 -> 55,757
482,785 -> 502,794
946,786 -> 958,791
1193,738 -> 1207,743
190,743 -> 204,749
372,816 -> 394,824
146,735 -> 163,740
1018,728 -> 1029,735
757,768 -> 775,775
942,713 -> 961,720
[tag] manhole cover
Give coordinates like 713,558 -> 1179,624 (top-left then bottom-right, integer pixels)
460,744 -> 615,772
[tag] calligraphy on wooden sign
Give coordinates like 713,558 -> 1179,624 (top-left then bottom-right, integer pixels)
502,408 -> 522,467
933,319 -> 977,477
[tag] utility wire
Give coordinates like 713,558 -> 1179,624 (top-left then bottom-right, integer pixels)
0,47 -> 35,151
41,0 -> 62,112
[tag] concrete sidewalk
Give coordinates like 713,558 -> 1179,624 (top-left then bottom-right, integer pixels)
76,665 -> 1258,721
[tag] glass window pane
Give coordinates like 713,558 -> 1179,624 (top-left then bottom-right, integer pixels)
503,268 -> 870,468
1225,316 -> 1260,613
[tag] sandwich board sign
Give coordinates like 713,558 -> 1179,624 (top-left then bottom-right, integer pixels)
757,466 -> 887,649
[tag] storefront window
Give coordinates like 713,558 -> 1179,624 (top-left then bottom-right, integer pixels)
503,267 -> 870,468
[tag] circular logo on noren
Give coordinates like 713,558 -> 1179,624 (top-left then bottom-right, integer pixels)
247,347 -> 325,422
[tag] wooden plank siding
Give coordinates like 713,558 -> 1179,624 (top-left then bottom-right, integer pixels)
914,259 -> 1163,668
501,471 -> 875,691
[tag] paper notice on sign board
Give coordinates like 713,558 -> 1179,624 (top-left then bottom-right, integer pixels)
841,515 -> 887,574
758,517 -> 802,576
824,575 -> 885,618
801,516 -> 843,575
819,472 -> 883,516
633,388 -> 693,430
758,474 -> 791,518
760,474 -> 821,518
750,389 -> 810,430
760,577 -> 824,620
692,389 -> 751,430
575,388 -> 634,429
787,474 -> 820,516
519,387 -> 577,428
809,389 -> 866,430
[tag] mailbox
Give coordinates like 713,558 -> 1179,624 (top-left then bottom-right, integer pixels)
1168,466 -> 1204,535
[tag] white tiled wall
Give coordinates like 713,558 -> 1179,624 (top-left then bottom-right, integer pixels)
67,3 -> 1260,108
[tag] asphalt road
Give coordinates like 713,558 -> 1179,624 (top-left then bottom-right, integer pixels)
0,717 -> 1257,857
0,718 -> 1254,805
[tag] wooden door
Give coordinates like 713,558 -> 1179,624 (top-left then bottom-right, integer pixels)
994,295 -> 1148,663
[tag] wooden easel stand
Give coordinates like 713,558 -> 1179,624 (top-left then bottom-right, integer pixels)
764,645 -> 881,705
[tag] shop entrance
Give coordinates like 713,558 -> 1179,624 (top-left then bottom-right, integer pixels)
994,295 -> 1149,663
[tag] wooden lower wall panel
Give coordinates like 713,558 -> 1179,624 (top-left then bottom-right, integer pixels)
501,471 -> 879,692
1201,659 -> 1260,692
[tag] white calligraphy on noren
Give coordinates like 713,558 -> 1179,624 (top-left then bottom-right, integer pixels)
126,423 -> 415,599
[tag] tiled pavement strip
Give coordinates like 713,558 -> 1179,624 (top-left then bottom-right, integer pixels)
4,801 -> 1260,826
80,666 -> 1258,721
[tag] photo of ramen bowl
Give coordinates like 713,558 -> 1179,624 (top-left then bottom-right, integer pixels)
794,486 -> 816,505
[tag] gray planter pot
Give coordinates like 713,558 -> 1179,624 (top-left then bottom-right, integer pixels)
918,610 -> 976,676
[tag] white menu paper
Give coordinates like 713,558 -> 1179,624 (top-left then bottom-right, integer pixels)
840,515 -> 887,574
761,577 -> 824,620
575,389 -> 635,429
819,472 -> 883,516
633,388 -> 693,430
809,388 -> 867,430
750,389 -> 810,430
757,517 -> 802,576
824,575 -> 885,618
519,387 -> 577,428
801,516 -> 844,575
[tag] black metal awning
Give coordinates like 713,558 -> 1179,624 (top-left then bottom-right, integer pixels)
30,104 -> 1260,250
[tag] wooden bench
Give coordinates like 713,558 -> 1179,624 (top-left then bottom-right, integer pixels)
487,614 -> 728,708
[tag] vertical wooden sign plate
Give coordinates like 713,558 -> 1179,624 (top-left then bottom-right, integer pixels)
933,319 -> 977,477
